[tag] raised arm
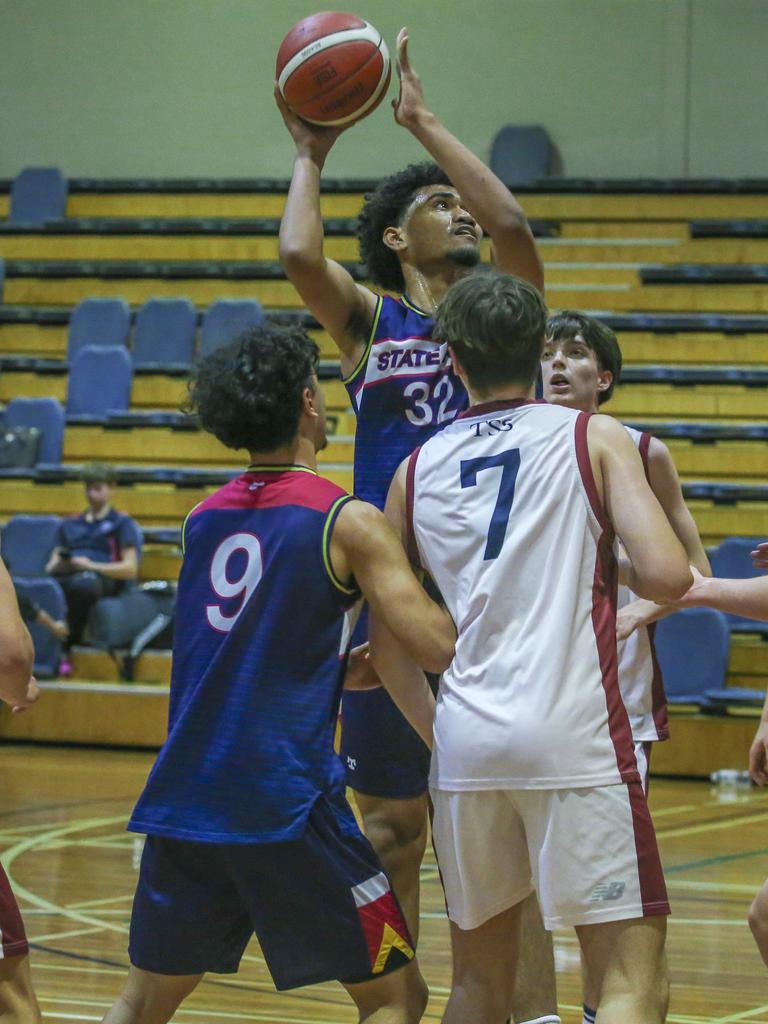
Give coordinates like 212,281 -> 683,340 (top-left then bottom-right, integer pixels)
392,28 -> 543,291
588,415 -> 692,603
275,88 -> 378,375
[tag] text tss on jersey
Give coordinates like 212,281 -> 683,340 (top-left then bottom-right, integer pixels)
471,417 -> 514,436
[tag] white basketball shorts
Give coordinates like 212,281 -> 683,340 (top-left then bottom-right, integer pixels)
430,781 -> 670,931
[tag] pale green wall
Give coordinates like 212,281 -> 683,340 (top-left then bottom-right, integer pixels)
0,0 -> 764,179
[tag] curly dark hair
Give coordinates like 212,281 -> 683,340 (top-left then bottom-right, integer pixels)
186,322 -> 319,453
357,162 -> 453,292
546,310 -> 622,405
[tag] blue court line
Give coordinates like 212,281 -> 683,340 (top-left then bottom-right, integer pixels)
666,846 -> 768,874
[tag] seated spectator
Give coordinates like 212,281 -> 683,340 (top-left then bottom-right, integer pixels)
45,463 -> 142,653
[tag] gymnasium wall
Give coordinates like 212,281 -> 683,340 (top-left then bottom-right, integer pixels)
1,0 -> 765,180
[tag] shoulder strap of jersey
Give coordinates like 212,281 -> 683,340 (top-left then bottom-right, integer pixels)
341,294 -> 384,387
405,447 -> 422,566
322,494 -> 361,596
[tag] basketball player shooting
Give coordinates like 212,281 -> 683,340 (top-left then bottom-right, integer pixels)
276,25 -> 543,967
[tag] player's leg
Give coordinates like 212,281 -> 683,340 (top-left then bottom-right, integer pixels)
576,916 -> 667,1024
102,837 -> 252,1022
0,863 -> 41,1023
101,967 -> 202,1024
444,904 -> 524,1024
580,741 -> 662,1021
431,789 -> 536,1024
748,877 -> 768,966
343,960 -> 428,1024
342,685 -> 432,942
353,790 -> 428,942
230,794 -> 424,1013
510,890 -> 559,1024
527,782 -> 669,1024
0,954 -> 42,1024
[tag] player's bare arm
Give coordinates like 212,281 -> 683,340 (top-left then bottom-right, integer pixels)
751,685 -> 768,785
329,496 -> 455,674
0,559 -> 38,712
392,27 -> 543,290
617,437 -> 711,639
367,460 -> 441,749
588,415 -> 692,603
276,88 -> 378,374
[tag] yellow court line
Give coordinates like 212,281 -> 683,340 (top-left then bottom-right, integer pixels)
650,803 -> 700,818
658,810 -> 768,841
29,925 -> 106,943
714,1006 -> 768,1023
67,893 -> 134,910
34,961 -> 126,977
667,879 -> 759,895
2,816 -> 130,935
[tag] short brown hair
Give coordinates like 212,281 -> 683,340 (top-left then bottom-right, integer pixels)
82,461 -> 117,486
546,311 -> 622,405
436,272 -> 547,394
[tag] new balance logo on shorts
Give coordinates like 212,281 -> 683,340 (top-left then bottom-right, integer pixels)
589,882 -> 626,902
346,756 -> 357,771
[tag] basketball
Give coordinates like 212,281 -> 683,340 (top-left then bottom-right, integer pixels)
276,11 -> 391,127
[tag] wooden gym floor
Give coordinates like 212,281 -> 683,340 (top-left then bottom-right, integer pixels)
2,743 -> 768,1023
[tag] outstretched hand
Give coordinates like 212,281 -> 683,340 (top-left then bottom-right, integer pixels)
392,27 -> 430,129
752,542 -> 768,571
274,85 -> 347,166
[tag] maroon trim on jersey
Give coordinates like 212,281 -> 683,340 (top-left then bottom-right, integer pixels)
0,862 -> 28,959
457,398 -> 544,419
190,470 -> 346,518
637,431 -> 670,741
646,622 -> 670,740
627,781 -> 670,917
638,431 -> 652,483
592,528 -> 640,784
405,448 -> 422,567
574,411 -> 610,532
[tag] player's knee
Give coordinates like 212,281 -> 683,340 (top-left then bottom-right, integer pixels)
748,890 -> 768,940
359,800 -> 428,863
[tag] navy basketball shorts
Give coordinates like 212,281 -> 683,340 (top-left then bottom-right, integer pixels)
128,795 -> 415,989
0,862 -> 29,959
340,607 -> 432,799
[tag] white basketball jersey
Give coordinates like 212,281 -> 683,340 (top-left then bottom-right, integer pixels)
617,427 -> 669,743
408,399 -> 639,791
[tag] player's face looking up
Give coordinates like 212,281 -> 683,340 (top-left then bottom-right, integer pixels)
541,334 -> 612,413
384,185 -> 482,272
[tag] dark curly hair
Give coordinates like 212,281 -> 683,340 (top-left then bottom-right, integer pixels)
357,162 -> 453,292
546,311 -> 622,405
186,322 -> 319,453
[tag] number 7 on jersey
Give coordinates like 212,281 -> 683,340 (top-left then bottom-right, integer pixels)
460,449 -> 521,560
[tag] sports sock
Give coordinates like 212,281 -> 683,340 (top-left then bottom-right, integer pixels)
582,1006 -> 597,1024
517,1017 -> 561,1024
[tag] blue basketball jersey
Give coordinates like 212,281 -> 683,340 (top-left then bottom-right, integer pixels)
128,466 -> 360,844
344,294 -> 469,510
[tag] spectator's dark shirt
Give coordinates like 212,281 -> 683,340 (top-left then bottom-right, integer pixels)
15,589 -> 39,623
57,508 -> 142,565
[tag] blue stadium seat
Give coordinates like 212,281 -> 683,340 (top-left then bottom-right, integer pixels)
133,297 -> 197,370
5,397 -> 65,463
12,576 -> 66,677
67,345 -> 133,418
199,299 -> 264,359
490,125 -> 557,185
710,536 -> 768,635
654,608 -> 731,705
9,168 -> 68,226
2,515 -> 62,576
68,298 -> 131,361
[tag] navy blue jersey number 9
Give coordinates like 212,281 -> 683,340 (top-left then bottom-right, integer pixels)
460,449 -> 521,560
